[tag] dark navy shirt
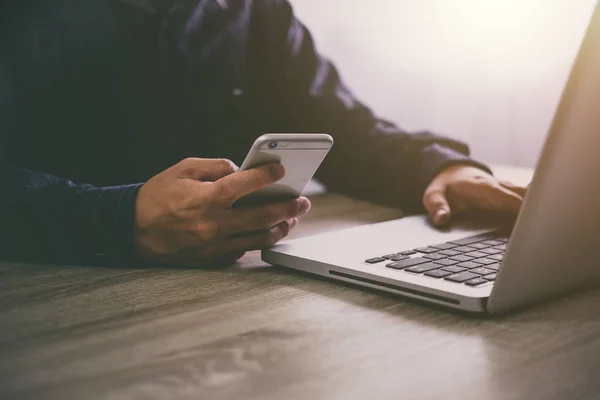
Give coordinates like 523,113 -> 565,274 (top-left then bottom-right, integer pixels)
0,0 -> 489,266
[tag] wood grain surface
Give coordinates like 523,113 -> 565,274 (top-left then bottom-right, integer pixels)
4,166 -> 599,400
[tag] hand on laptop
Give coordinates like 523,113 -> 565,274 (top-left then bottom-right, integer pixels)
134,158 -> 311,267
423,165 -> 528,227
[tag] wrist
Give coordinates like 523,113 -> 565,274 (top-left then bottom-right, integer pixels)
420,144 -> 491,184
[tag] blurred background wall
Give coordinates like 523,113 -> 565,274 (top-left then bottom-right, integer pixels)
289,0 -> 596,167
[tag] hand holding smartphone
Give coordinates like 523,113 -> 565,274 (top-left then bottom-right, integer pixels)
233,134 -> 333,207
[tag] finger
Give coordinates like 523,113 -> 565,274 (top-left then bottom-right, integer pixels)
173,158 -> 239,181
216,219 -> 296,254
423,190 -> 452,226
494,185 -> 524,213
290,217 -> 300,230
499,179 -> 528,198
210,163 -> 285,204
462,182 -> 524,213
222,197 -> 311,234
446,192 -> 469,216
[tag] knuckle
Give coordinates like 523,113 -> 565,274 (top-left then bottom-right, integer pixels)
176,158 -> 205,179
426,177 -> 445,190
179,157 -> 199,168
423,190 -> 444,206
196,222 -> 221,241
492,181 -> 507,190
167,198 -> 185,218
423,194 -> 437,206
217,158 -> 237,174
177,185 -> 202,209
474,176 -> 493,187
424,187 -> 442,198
180,196 -> 198,211
166,193 -> 195,218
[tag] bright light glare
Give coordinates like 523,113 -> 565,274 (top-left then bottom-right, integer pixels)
455,0 -> 544,29
290,0 -> 596,166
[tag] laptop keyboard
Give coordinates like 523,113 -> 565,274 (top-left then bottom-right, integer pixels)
364,231 -> 509,287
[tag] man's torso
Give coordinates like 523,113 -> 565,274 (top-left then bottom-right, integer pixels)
1,0 -> 270,185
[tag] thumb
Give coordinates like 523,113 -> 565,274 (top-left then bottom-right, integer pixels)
423,190 -> 452,226
174,158 -> 238,181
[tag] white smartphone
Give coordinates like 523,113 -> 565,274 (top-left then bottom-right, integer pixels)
234,133 -> 334,207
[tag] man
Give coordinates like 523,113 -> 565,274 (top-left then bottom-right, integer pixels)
0,0 -> 526,267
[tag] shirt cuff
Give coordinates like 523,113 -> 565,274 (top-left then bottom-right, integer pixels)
81,184 -> 144,266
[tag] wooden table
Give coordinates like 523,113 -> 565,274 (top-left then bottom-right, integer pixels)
2,166 -> 600,400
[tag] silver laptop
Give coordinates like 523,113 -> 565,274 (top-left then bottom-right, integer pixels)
263,3 -> 600,314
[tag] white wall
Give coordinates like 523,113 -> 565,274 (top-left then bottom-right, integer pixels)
289,0 -> 596,167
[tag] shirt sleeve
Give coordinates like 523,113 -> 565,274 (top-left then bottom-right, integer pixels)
0,167 -> 143,266
248,0 -> 492,211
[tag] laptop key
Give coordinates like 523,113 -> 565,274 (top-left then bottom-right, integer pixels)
441,265 -> 468,274
439,250 -> 461,257
448,234 -> 492,246
423,253 -> 447,260
400,250 -> 417,256
456,261 -> 482,269
474,258 -> 496,265
470,267 -> 496,276
445,272 -> 481,283
382,254 -> 399,259
433,259 -> 459,266
365,257 -> 386,264
430,243 -> 458,250
489,254 -> 504,261
405,263 -> 442,274
453,246 -> 477,253
386,257 -> 429,270
487,264 -> 500,271
449,255 -> 473,262
390,255 -> 410,261
484,273 -> 498,281
480,248 -> 502,255
424,269 -> 453,278
467,243 -> 490,250
414,247 -> 439,254
464,251 -> 488,259
482,240 -> 504,246
494,244 -> 508,251
465,278 -> 489,287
